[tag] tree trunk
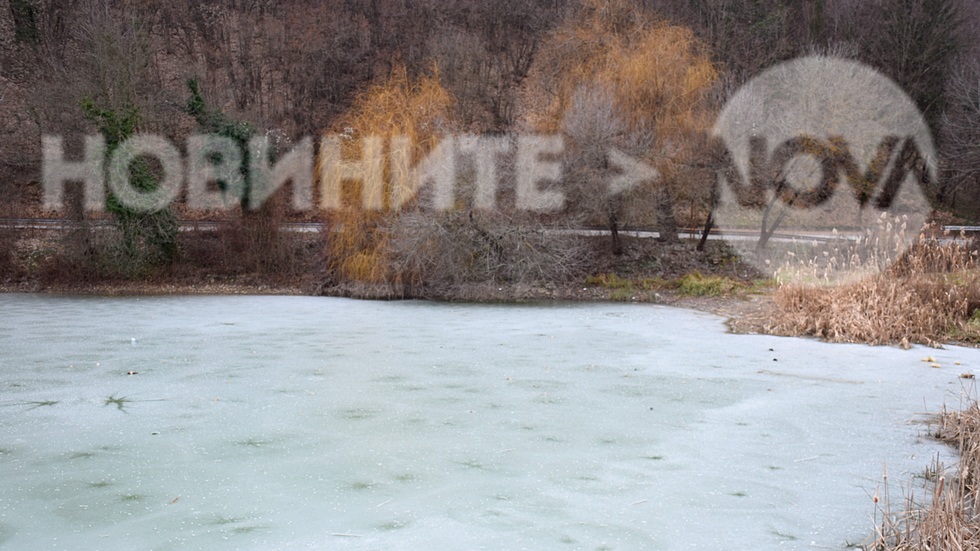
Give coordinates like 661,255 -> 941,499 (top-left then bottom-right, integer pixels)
655,186 -> 679,243
609,216 -> 623,255
697,179 -> 719,252
697,210 -> 713,252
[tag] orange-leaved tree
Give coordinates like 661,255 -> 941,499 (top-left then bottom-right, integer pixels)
524,0 -> 718,249
322,63 -> 454,286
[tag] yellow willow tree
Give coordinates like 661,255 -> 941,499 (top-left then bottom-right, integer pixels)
525,0 -> 717,249
322,64 -> 454,285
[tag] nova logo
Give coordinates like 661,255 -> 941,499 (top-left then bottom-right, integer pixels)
712,56 -> 934,277
719,134 -> 930,211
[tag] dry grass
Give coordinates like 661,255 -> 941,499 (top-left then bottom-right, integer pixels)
676,271 -> 740,296
868,394 -> 980,550
769,213 -> 924,285
583,268 -> 760,301
768,236 -> 980,347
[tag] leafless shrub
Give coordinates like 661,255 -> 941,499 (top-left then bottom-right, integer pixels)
561,85 -> 657,255
35,226 -> 118,284
178,203 -> 317,282
941,58 -> 980,216
389,210 -> 591,291
0,228 -> 19,279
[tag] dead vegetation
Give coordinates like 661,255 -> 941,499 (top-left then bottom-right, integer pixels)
770,236 -> 980,550
6,214 -> 319,288
868,393 -> 980,550
322,63 -> 455,287
767,236 -> 980,347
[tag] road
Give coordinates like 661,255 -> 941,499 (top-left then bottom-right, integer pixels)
0,218 -> 975,244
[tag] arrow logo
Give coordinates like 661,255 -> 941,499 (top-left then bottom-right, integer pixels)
607,148 -> 659,194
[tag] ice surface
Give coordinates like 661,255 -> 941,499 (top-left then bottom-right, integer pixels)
0,294 -> 975,550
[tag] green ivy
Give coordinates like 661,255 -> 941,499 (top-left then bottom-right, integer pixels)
183,79 -> 256,206
9,0 -> 39,45
81,97 -> 179,273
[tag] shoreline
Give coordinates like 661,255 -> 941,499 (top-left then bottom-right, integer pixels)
0,278 -> 777,336
5,278 -> 975,349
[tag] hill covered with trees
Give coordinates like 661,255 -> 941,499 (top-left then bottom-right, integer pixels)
0,0 -> 978,292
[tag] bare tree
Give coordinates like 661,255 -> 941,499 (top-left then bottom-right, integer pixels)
562,85 -> 655,254
941,59 -> 980,216
866,0 -> 961,135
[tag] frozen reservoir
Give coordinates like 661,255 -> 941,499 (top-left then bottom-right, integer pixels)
0,294 -> 975,550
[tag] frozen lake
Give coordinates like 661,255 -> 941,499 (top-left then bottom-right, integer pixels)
0,294 -> 975,550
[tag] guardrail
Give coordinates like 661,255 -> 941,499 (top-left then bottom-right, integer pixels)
1,219 -> 977,243
0,218 -> 322,233
942,226 -> 980,232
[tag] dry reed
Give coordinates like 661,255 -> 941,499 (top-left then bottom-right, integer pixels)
868,394 -> 980,550
768,233 -> 980,347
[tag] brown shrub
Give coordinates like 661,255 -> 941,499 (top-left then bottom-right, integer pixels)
177,218 -> 318,283
388,210 -> 591,290
35,226 -> 109,284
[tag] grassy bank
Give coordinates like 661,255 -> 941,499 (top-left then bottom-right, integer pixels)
0,227 -> 768,301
